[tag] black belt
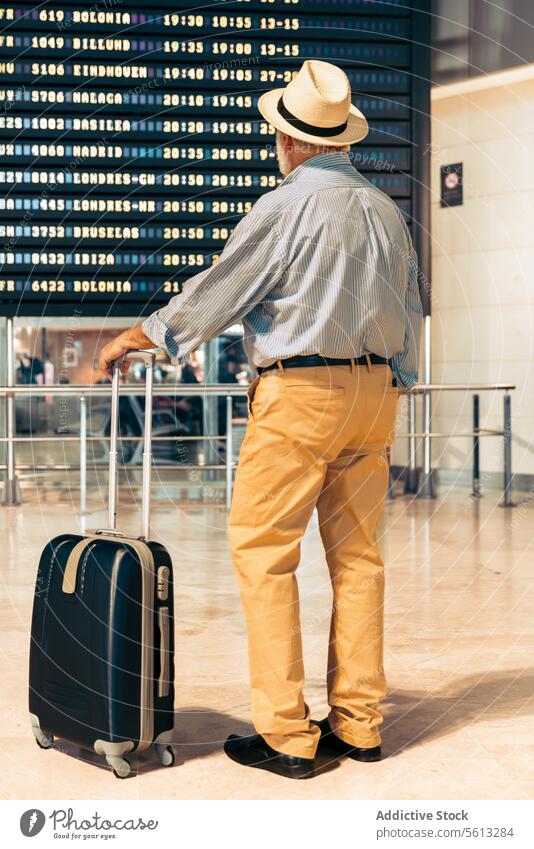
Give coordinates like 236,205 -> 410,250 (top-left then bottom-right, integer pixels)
257,353 -> 391,374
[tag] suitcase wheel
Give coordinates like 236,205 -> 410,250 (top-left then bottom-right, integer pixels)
33,729 -> 54,750
106,756 -> 132,779
154,743 -> 175,767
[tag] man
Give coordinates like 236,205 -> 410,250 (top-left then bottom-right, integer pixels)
99,60 -> 422,780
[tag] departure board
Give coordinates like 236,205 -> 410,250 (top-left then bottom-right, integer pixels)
0,0 -> 431,316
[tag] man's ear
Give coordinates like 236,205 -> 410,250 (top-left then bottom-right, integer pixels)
279,132 -> 292,152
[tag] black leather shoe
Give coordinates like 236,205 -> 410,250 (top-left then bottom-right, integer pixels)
224,733 -> 316,779
313,718 -> 382,762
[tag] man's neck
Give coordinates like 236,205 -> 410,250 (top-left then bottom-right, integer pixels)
284,148 -> 347,178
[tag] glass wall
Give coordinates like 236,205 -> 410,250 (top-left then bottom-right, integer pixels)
3,317 -> 252,501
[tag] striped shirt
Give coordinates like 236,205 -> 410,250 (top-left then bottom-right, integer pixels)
142,152 -> 423,387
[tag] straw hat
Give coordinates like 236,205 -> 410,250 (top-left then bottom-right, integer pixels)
258,60 -> 368,147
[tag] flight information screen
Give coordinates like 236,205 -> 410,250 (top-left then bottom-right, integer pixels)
0,0 -> 428,316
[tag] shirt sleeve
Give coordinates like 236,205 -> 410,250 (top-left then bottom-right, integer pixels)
390,240 -> 423,388
142,206 -> 286,364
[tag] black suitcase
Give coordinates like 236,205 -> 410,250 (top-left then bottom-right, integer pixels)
29,351 -> 175,778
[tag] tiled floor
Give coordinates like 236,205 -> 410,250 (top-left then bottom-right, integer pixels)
1,483 -> 533,800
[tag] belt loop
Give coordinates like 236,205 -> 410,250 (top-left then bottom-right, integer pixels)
276,359 -> 284,372
350,357 -> 356,374
365,353 -> 372,372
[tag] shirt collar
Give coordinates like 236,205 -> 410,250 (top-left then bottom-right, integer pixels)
279,151 -> 354,186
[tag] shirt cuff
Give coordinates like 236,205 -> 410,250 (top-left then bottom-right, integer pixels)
393,370 -> 418,389
141,313 -> 181,365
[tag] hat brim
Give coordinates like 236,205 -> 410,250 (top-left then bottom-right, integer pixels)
258,87 -> 368,147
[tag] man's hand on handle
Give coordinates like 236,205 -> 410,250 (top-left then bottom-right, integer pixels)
98,324 -> 156,379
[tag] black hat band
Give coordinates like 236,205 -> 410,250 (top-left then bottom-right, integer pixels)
276,96 -> 348,137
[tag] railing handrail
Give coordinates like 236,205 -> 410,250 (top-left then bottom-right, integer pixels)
0,380 -> 516,510
406,383 -> 515,393
0,381 -> 516,397
0,383 -> 247,396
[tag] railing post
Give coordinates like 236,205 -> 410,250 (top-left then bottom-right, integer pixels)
417,316 -> 436,498
472,393 -> 481,498
500,392 -> 514,507
79,395 -> 87,517
404,392 -> 418,493
417,388 -> 436,498
225,394 -> 233,512
387,467 -> 396,500
2,316 -> 21,506
204,339 -> 219,483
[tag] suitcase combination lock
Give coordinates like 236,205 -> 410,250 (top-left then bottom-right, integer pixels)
157,566 -> 170,601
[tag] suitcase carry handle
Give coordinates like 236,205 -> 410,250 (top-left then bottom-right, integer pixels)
109,349 -> 157,539
158,607 -> 171,697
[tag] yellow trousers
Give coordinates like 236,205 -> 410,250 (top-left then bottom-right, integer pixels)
228,363 -> 399,758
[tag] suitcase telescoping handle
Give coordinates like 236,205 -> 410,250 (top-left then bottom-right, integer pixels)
109,349 -> 156,539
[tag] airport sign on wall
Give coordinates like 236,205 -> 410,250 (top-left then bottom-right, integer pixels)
440,162 -> 463,208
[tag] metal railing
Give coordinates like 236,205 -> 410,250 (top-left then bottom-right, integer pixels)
0,380 -> 516,511
402,383 -> 516,506
0,383 -> 245,512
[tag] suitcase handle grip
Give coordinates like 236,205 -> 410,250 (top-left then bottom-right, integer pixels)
94,529 -> 139,540
109,349 -> 157,539
158,607 -> 170,698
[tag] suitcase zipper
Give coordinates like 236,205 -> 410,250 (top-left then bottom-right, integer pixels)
110,537 -> 156,753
